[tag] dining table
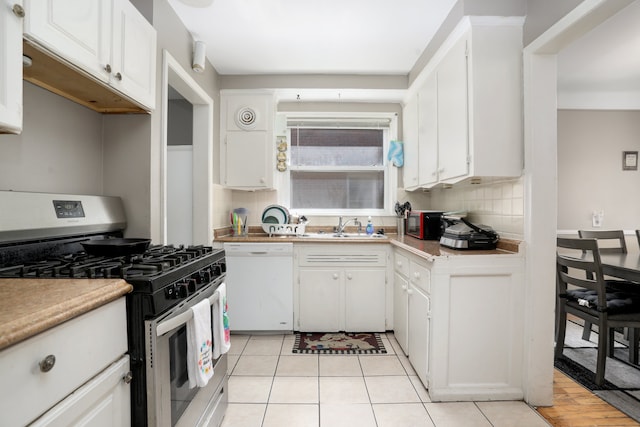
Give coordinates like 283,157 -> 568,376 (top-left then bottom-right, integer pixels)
599,252 -> 640,364
600,253 -> 640,283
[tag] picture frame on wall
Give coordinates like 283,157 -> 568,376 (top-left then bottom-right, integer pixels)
622,151 -> 638,171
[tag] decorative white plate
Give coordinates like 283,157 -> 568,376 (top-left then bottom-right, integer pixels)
261,204 -> 289,224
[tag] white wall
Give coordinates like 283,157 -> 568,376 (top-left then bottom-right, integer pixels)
0,83 -> 104,195
558,109 -> 640,232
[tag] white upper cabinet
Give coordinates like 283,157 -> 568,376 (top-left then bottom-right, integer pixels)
403,17 -> 523,189
436,34 -> 469,182
402,95 -> 419,190
0,0 -> 23,134
417,72 -> 439,187
220,92 -> 275,190
110,0 -> 156,109
464,19 -> 523,180
23,0 -> 156,110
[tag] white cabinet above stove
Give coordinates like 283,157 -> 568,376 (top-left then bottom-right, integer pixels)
21,0 -> 157,113
0,1 -> 23,134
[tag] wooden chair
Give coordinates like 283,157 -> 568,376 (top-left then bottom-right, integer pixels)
577,230 -> 637,341
578,230 -> 628,254
556,237 -> 640,385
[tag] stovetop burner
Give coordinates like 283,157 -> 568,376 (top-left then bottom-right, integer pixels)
0,244 -> 216,281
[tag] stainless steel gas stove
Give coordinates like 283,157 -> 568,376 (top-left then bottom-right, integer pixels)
0,191 -> 228,427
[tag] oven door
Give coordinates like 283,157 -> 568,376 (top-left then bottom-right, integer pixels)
145,282 -> 227,427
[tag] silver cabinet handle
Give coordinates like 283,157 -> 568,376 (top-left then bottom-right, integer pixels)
114,72 -> 122,81
123,371 -> 133,384
39,354 -> 56,373
104,64 -> 112,73
12,4 -> 25,18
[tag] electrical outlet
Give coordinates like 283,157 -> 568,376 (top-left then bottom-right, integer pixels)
592,210 -> 604,227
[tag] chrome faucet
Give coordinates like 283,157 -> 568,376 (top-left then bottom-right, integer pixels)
336,217 -> 361,235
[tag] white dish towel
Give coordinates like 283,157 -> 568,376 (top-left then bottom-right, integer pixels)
213,282 -> 231,359
187,298 -> 214,388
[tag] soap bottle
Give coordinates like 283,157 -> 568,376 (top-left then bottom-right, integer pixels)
366,216 -> 374,236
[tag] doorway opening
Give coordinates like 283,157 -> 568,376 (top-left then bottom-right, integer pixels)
161,50 -> 214,246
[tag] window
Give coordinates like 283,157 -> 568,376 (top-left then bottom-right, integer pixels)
284,115 -> 396,214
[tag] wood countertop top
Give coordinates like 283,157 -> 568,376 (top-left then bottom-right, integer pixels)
0,279 -> 132,351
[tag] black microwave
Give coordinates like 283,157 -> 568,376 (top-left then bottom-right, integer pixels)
405,211 -> 444,240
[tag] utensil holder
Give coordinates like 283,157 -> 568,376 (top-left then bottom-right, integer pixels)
397,217 -> 405,236
233,223 -> 248,237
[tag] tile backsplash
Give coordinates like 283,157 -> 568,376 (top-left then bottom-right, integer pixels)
429,177 -> 524,240
227,177 -> 524,240
397,177 -> 524,240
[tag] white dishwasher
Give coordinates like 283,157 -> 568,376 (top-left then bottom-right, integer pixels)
224,242 -> 294,332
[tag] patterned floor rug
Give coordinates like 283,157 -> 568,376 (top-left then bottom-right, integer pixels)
292,332 -> 387,354
556,319 -> 640,422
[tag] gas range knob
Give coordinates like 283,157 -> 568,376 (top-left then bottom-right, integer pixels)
165,284 -> 177,299
177,283 -> 190,298
203,270 -> 212,283
187,278 -> 196,293
191,271 -> 203,284
211,265 -> 222,276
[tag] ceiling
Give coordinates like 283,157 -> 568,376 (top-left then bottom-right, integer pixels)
557,0 -> 640,109
167,0 -> 640,108
167,0 -> 457,75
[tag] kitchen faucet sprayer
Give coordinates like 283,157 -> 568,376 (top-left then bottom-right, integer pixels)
336,217 -> 361,235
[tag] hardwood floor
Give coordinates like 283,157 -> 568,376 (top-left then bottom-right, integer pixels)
536,369 -> 640,426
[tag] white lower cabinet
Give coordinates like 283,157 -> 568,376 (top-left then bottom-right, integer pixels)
408,283 -> 430,386
31,355 -> 131,426
298,268 -> 342,332
0,298 -> 130,426
392,271 -> 409,354
393,250 -> 430,386
393,245 -> 524,401
295,244 -> 388,332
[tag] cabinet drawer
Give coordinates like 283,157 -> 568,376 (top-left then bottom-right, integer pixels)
410,262 -> 431,294
0,299 -> 127,427
31,355 -> 131,427
299,248 -> 387,267
394,252 -> 410,277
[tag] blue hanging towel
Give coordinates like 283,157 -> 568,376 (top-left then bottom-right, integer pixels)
388,140 -> 404,167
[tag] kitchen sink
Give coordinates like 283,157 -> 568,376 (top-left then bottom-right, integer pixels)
299,232 -> 388,239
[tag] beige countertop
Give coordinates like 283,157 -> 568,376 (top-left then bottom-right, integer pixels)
215,227 -> 520,258
0,278 -> 132,351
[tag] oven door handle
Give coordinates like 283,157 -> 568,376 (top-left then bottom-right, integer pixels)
156,291 -> 220,337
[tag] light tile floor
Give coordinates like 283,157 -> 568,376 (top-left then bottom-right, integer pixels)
221,333 -> 550,427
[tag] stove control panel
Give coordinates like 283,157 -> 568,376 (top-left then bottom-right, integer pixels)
53,200 -> 85,218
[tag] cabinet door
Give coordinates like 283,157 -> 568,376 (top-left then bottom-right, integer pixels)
408,284 -> 430,387
393,271 -> 409,355
23,0 -> 111,83
111,0 -> 156,109
30,356 -> 131,427
0,0 -> 23,133
437,35 -> 469,182
402,95 -> 419,189
418,73 -> 439,187
299,269 -> 342,332
345,269 -> 386,332
225,131 -> 270,188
